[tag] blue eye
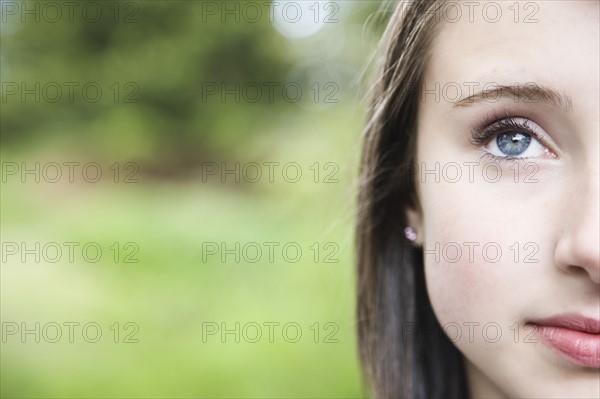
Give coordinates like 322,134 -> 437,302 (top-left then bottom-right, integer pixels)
470,116 -> 556,160
496,132 -> 532,156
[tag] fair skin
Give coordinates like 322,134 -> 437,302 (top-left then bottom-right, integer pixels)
408,1 -> 599,397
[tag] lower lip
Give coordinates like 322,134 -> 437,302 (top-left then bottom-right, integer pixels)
532,325 -> 600,368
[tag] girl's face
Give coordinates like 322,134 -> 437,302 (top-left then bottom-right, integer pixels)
411,1 -> 599,397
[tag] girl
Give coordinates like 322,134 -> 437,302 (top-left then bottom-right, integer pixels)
356,1 -> 599,397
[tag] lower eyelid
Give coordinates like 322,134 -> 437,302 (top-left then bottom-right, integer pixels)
478,152 -> 523,164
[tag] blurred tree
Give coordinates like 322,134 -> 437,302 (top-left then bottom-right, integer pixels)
0,1 -> 292,171
0,0 -> 383,174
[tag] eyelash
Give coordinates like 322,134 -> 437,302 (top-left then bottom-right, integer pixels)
469,112 -> 554,162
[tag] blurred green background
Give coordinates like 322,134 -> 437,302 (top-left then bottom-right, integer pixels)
0,0 -> 386,397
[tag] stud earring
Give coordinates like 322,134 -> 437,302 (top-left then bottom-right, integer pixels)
404,226 -> 417,242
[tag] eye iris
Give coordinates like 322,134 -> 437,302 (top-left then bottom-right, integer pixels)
496,132 -> 532,156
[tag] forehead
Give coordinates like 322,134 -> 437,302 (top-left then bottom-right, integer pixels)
424,1 -> 599,94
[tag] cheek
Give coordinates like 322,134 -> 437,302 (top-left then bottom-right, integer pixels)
418,179 -> 550,326
422,226 -> 495,325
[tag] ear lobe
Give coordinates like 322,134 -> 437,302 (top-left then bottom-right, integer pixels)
405,206 -> 423,245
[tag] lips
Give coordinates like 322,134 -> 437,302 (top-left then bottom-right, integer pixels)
529,314 -> 600,368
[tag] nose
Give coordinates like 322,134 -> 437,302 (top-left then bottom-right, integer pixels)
554,163 -> 600,284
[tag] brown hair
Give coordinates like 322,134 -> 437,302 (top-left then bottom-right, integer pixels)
357,1 -> 469,397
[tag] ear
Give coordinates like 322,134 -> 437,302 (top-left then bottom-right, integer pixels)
405,206 -> 424,245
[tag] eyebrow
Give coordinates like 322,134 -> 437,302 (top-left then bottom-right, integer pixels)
454,83 -> 573,111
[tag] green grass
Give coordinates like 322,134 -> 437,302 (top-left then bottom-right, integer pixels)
1,109 -> 368,398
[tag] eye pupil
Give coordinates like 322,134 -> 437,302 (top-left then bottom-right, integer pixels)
497,132 -> 531,156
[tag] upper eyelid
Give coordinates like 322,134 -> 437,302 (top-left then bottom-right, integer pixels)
475,117 -> 550,145
489,119 -> 539,143
469,116 -> 535,145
